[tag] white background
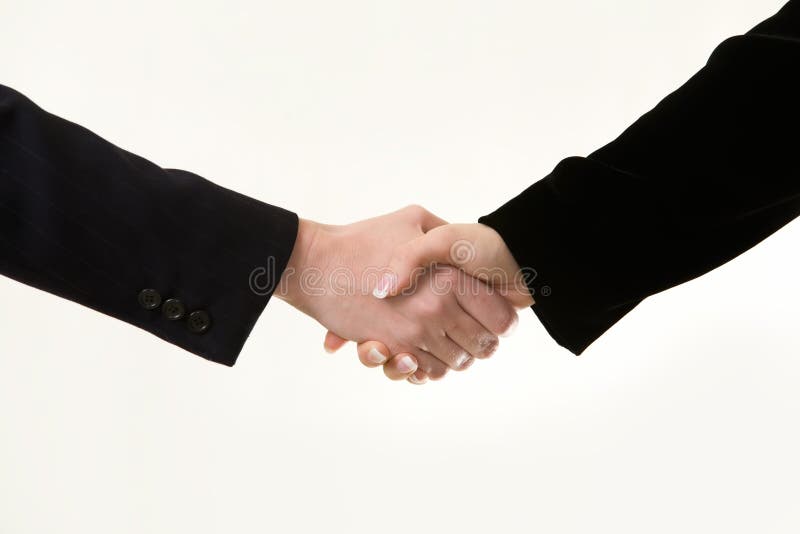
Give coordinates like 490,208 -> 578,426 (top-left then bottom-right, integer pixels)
1,1 -> 798,532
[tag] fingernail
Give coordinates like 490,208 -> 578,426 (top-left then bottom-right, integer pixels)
367,347 -> 388,365
408,374 -> 428,385
499,314 -> 519,338
478,334 -> 499,358
372,273 -> 395,299
455,353 -> 474,370
397,355 -> 418,374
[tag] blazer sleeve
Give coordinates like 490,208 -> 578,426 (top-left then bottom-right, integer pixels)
0,84 -> 298,366
479,1 -> 800,355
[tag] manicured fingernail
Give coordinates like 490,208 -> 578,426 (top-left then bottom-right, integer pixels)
397,355 -> 417,373
367,347 -> 388,365
499,314 -> 519,338
455,353 -> 474,370
372,273 -> 395,299
408,374 -> 428,385
478,334 -> 499,358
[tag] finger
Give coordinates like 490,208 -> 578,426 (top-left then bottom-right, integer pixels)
422,327 -> 475,371
373,226 -> 455,299
324,331 -> 349,353
356,341 -> 390,368
416,207 -> 448,233
412,348 -> 449,381
454,271 -> 519,337
408,368 -> 429,385
383,353 -> 419,380
445,312 -> 499,360
400,204 -> 449,232
358,343 -> 436,383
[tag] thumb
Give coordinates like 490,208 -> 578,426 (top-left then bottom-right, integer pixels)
372,226 -> 454,299
324,330 -> 349,353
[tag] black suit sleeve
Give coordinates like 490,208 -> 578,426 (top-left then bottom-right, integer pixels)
0,84 -> 298,366
479,1 -> 800,355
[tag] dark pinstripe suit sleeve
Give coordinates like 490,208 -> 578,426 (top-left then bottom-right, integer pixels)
480,1 -> 800,355
0,84 -> 298,366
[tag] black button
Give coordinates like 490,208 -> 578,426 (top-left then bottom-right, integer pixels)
162,298 -> 186,321
187,310 -> 211,334
138,289 -> 161,310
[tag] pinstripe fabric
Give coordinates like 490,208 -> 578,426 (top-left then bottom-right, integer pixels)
0,85 -> 298,365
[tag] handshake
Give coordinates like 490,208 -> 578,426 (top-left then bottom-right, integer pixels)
271,205 -> 535,385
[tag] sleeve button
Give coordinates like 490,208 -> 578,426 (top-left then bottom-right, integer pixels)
138,289 -> 162,310
187,310 -> 211,334
162,299 -> 186,321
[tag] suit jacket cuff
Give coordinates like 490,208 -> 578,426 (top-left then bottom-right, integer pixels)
479,158 -> 643,355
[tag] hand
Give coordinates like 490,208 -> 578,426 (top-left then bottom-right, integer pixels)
277,207 -> 519,381
325,221 -> 531,384
373,223 -> 535,308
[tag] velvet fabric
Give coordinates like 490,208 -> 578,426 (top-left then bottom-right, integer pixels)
480,1 -> 800,354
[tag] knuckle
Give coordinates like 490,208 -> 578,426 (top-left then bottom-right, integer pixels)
402,204 -> 427,219
393,243 -> 414,265
429,297 -> 447,315
415,295 -> 443,317
406,323 -> 426,342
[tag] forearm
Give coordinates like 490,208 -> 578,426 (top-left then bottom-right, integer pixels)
0,84 -> 298,365
480,1 -> 800,354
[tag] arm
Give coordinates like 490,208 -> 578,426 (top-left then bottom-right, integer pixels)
375,1 -> 800,355
0,84 -> 298,365
480,1 -> 800,354
0,88 -> 515,378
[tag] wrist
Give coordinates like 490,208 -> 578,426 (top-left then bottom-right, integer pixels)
278,218 -> 323,310
476,223 -> 535,308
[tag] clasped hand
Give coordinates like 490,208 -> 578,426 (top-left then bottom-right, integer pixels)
276,206 -> 533,384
